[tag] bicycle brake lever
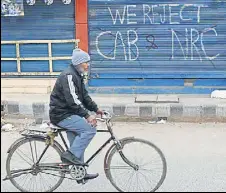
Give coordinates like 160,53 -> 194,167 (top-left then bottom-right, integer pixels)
96,118 -> 105,122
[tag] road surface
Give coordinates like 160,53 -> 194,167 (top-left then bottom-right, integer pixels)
1,122 -> 226,192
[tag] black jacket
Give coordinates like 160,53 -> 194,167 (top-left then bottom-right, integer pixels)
49,64 -> 98,124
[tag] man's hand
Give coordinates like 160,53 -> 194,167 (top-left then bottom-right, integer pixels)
87,115 -> 97,127
96,109 -> 104,116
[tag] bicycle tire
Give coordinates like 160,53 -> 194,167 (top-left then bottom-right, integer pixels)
6,137 -> 65,192
105,138 -> 167,192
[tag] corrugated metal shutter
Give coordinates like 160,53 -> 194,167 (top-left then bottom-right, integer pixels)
1,0 -> 75,73
88,0 -> 226,93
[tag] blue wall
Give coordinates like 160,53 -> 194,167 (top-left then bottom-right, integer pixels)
1,1 -> 75,73
88,0 -> 226,94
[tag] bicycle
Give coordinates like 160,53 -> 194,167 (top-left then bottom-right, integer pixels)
4,111 -> 167,192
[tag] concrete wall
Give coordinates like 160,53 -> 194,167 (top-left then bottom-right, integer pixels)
1,78 -> 57,94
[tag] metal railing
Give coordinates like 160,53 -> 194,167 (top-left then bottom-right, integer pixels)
1,39 -> 80,76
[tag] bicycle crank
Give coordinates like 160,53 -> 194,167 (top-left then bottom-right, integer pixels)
70,166 -> 86,181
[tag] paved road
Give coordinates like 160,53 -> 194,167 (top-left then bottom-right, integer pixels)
1,122 -> 226,192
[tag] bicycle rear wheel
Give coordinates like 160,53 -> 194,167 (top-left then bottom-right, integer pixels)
6,137 -> 65,192
105,138 -> 167,192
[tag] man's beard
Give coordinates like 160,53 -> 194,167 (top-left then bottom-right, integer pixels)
75,65 -> 85,75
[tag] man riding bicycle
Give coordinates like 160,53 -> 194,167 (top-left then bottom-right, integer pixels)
49,48 -> 103,181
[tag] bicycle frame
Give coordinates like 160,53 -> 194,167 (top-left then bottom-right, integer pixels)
58,119 -> 137,169
34,119 -> 117,166
60,119 -> 117,165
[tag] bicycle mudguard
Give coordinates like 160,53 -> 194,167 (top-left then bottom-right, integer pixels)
7,137 -> 27,154
7,136 -> 65,154
104,137 -> 135,178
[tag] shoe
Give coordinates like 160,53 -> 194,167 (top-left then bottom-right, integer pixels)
84,173 -> 99,180
77,173 -> 99,184
61,151 -> 86,166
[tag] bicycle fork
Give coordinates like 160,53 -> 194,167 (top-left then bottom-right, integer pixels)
114,138 -> 139,171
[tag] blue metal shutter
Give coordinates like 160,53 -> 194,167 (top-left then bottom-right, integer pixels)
1,1 -> 75,73
88,0 -> 226,93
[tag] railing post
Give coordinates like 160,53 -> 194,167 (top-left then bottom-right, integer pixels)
48,42 -> 53,72
75,39 -> 80,49
16,43 -> 21,72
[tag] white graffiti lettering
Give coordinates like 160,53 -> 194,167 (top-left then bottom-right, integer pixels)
96,31 -> 116,60
171,28 -> 220,61
201,28 -> 220,60
143,4 -> 153,24
108,6 -> 126,25
180,4 -> 193,21
169,4 -> 180,24
116,31 -> 128,61
171,29 -> 187,60
96,30 -> 139,61
96,4 -> 220,62
152,5 -> 160,24
127,30 -> 139,61
127,5 -> 137,25
191,28 -> 202,61
159,4 -> 167,24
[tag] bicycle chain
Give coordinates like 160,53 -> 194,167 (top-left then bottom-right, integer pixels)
40,171 -> 77,181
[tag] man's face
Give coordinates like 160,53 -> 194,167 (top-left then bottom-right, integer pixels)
76,63 -> 89,74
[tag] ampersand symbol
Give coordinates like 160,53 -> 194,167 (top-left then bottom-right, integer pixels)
146,34 -> 158,50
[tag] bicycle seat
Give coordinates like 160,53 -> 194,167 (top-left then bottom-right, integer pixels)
47,122 -> 68,132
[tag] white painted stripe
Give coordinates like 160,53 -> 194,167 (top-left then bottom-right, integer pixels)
67,75 -> 82,105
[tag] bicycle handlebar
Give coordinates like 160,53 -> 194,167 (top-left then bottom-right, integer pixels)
96,118 -> 105,122
96,111 -> 112,122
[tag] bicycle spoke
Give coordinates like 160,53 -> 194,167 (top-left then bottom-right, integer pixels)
139,167 -> 163,172
15,149 -> 33,166
118,169 -> 133,188
140,170 -> 158,191
38,173 -> 44,191
140,160 -> 162,167
138,170 -> 160,189
35,174 -> 39,192
18,172 -> 29,184
20,173 -> 30,188
9,171 -> 33,181
29,140 -> 35,164
39,173 -> 49,191
127,171 -> 136,192
32,176 -> 35,192
141,168 -> 162,179
43,172 -> 55,190
109,165 -> 134,170
27,175 -> 34,192
20,175 -> 28,189
111,166 -> 131,187
123,170 -> 135,191
35,175 -> 39,192
34,140 -> 38,162
138,171 -> 153,188
136,172 -> 143,192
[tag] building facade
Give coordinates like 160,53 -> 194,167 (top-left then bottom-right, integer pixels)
1,0 -> 226,94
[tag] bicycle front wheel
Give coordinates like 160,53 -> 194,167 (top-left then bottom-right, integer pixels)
105,138 -> 167,192
6,137 -> 65,192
